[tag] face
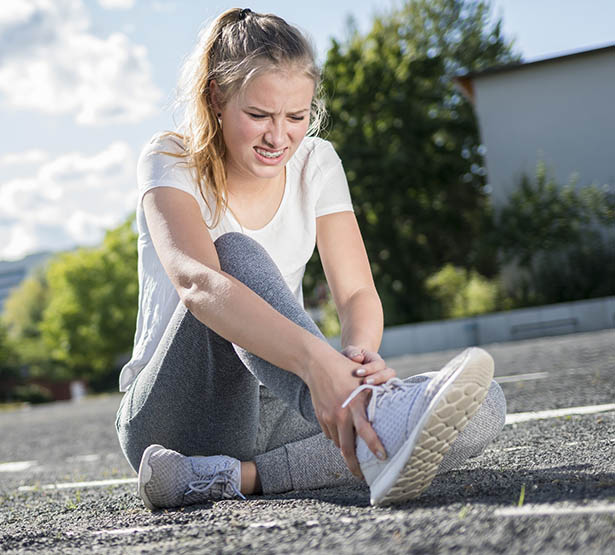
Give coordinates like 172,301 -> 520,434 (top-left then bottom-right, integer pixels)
213,69 -> 314,185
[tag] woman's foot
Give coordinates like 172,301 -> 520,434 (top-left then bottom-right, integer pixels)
137,444 -> 244,510
348,347 -> 494,506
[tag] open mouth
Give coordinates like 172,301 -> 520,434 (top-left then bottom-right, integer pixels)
254,147 -> 286,160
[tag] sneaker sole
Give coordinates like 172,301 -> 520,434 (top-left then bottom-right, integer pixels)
137,444 -> 166,510
370,347 -> 494,506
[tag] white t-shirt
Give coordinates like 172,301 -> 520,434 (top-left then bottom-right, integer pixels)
119,132 -> 354,392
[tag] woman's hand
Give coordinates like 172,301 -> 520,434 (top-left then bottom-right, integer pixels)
341,345 -> 397,385
303,353 -> 387,479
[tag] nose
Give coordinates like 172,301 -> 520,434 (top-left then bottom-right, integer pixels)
263,118 -> 286,148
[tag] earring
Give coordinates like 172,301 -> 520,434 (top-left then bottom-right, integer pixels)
217,113 -> 222,127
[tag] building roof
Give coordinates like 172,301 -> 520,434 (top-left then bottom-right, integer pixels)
454,43 -> 615,102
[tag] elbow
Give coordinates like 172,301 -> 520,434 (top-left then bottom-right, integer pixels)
178,280 -> 201,313
176,267 -> 229,315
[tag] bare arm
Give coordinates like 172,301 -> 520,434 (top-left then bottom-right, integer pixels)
317,211 -> 395,382
316,211 -> 384,352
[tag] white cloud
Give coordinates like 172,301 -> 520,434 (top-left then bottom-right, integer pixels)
0,142 -> 137,260
152,1 -> 176,13
98,0 -> 136,9
0,0 -> 161,125
0,149 -> 50,167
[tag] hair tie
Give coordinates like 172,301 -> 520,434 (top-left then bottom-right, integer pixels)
238,8 -> 251,20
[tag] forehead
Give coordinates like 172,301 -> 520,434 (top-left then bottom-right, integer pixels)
237,70 -> 314,109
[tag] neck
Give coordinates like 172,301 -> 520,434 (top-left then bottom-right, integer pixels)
226,167 -> 286,200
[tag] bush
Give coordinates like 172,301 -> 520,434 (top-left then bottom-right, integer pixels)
493,162 -> 615,306
505,235 -> 615,306
12,383 -> 54,404
426,264 -> 502,319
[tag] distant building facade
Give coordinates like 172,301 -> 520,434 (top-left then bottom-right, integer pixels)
455,44 -> 615,206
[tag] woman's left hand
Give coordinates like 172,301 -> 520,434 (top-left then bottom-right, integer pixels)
341,345 -> 397,385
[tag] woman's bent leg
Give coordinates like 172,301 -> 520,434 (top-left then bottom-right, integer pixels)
253,385 -> 359,494
116,300 -> 261,471
215,232 -> 326,425
117,232 -> 327,472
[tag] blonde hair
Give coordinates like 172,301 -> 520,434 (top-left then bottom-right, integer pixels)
166,8 -> 326,227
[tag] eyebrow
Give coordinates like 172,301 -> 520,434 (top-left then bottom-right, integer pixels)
246,106 -> 310,115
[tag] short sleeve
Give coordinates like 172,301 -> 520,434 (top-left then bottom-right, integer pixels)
314,141 -> 354,218
136,132 -> 198,204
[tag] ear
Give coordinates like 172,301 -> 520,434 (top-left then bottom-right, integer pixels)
209,80 -> 222,114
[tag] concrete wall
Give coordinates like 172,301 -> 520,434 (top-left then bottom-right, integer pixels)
329,296 -> 615,357
472,47 -> 615,206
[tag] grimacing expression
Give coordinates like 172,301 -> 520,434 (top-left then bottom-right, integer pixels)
214,70 -> 314,182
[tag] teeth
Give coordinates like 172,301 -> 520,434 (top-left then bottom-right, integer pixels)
255,148 -> 284,159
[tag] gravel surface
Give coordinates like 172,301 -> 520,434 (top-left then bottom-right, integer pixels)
1,329 -> 614,553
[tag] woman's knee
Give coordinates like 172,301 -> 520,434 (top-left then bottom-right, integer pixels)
214,232 -> 284,289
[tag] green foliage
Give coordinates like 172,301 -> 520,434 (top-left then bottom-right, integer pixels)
505,234 -> 615,307
1,270 -> 59,379
494,162 -> 612,267
309,0 -> 519,325
320,297 -> 342,338
426,263 -> 500,318
37,216 -> 138,380
0,321 -> 20,380
3,269 -> 49,340
12,383 -> 53,404
494,163 -> 615,305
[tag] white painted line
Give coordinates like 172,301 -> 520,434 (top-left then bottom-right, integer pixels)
18,477 -> 137,492
506,403 -> 615,425
0,460 -> 37,473
249,519 -> 319,529
495,503 -> 615,517
66,454 -> 100,463
501,446 -> 532,453
496,372 -> 549,383
92,524 -> 175,536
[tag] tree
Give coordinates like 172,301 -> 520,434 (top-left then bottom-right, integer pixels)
2,267 -> 57,379
39,216 -> 138,380
311,0 -> 519,324
0,320 -> 20,380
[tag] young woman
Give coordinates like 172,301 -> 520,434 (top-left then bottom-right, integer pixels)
115,8 -> 506,509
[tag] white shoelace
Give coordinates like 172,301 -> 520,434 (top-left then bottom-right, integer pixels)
342,377 -> 409,420
186,468 -> 246,500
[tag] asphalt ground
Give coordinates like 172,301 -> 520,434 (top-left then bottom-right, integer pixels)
1,329 -> 614,554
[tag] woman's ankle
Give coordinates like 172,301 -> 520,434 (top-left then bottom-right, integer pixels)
240,461 -> 262,495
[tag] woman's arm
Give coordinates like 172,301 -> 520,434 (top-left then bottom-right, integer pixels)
316,211 -> 395,382
143,187 -> 385,474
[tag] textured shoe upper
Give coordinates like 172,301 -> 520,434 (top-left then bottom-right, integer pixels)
144,448 -> 242,508
184,456 -> 243,503
347,378 -> 431,478
346,350 -> 473,484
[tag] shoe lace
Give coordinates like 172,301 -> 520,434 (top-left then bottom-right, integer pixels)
186,467 -> 246,500
341,377 -> 408,420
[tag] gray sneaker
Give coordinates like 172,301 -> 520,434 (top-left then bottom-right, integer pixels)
137,444 -> 244,510
344,347 -> 494,506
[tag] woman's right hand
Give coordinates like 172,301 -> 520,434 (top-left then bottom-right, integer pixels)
304,354 -> 387,478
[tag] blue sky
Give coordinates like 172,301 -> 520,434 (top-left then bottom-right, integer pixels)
1,0 -> 614,261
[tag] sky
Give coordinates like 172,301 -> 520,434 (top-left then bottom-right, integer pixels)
1,0 -> 614,261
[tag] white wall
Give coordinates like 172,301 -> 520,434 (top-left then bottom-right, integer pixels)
472,47 -> 615,206
328,297 -> 615,357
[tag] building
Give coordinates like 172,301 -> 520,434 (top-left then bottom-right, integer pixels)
455,44 -> 615,206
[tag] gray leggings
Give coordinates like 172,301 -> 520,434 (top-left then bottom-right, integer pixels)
116,232 -> 506,494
